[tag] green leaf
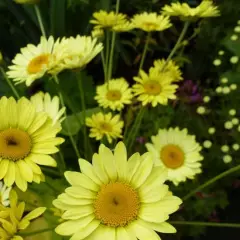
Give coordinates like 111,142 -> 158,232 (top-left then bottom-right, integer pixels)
61,107 -> 101,136
223,34 -> 240,56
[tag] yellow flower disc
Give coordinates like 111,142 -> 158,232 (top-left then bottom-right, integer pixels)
0,129 -> 32,161
143,80 -> 161,95
106,90 -> 122,101
160,144 -> 184,169
27,54 -> 50,74
99,122 -> 113,132
94,182 -> 139,227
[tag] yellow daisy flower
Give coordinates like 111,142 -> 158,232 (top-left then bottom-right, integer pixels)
112,21 -> 134,32
0,97 -> 64,191
131,12 -> 172,32
0,181 -> 11,207
53,142 -> 182,240
30,92 -> 66,126
7,36 -> 54,86
94,78 -> 133,111
0,190 -> 46,240
151,59 -> 183,82
91,28 -> 104,38
90,10 -> 127,29
133,69 -> 178,107
49,35 -> 103,75
86,112 -> 123,143
146,128 -> 203,186
162,1 -> 220,19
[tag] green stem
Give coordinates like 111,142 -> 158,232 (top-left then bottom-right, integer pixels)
101,51 -> 107,82
125,107 -> 145,151
170,221 -> 240,228
139,32 -> 151,72
77,73 -> 92,160
34,5 -> 46,37
162,21 -> 190,71
105,30 -> 111,81
54,75 -> 81,159
0,67 -> 20,99
183,164 -> 240,201
107,0 -> 120,80
19,227 -> 55,237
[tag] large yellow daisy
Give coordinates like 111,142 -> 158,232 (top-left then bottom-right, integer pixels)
0,97 -> 64,191
90,10 -> 127,29
146,128 -> 203,185
151,59 -> 183,82
131,12 -> 172,32
30,92 -> 66,126
86,112 -> 123,143
7,36 -> 54,86
0,190 -> 46,240
94,78 -> 133,111
49,35 -> 103,75
162,1 -> 220,19
133,69 -> 178,107
53,142 -> 182,240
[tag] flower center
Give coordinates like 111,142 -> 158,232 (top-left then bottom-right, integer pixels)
99,122 -> 112,132
0,129 -> 32,161
27,54 -> 50,74
143,80 -> 161,95
106,90 -> 122,101
143,22 -> 158,30
94,182 -> 140,227
160,144 -> 184,169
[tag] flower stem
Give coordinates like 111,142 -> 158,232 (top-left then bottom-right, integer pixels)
105,30 -> 111,81
54,75 -> 81,159
162,21 -> 190,71
170,221 -> 240,228
34,4 -> 46,37
101,51 -> 107,82
139,32 -> 151,72
125,107 -> 145,151
107,0 -> 120,80
0,67 -> 20,99
183,164 -> 240,201
19,227 -> 55,237
77,72 -> 92,160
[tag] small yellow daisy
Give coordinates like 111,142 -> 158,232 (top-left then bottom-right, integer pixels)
30,92 -> 66,126
53,142 -> 182,240
0,97 -> 64,191
131,12 -> 172,32
7,36 -> 54,86
133,69 -> 178,107
86,112 -> 123,143
90,10 -> 127,29
94,78 -> 133,111
146,127 -> 203,185
49,35 -> 103,75
162,1 -> 220,19
112,21 -> 134,32
151,59 -> 183,82
0,190 -> 46,240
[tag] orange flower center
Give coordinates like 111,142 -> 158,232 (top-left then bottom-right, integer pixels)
27,54 -> 50,74
160,144 -> 184,169
143,80 -> 161,95
94,182 -> 139,227
106,90 -> 122,101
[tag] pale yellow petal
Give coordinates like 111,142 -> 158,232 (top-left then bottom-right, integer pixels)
23,207 -> 46,221
17,160 -> 33,182
132,222 -> 161,240
0,160 -> 9,179
15,164 -> 27,192
30,154 -> 57,167
114,141 -> 127,181
4,161 -> 15,187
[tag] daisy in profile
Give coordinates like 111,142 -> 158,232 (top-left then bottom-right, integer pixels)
95,78 -> 133,111
49,35 -> 103,75
0,181 -> 11,206
151,59 -> 183,82
7,36 -> 54,86
0,190 -> 46,240
162,1 -> 220,19
0,97 -> 64,191
53,142 -> 182,240
112,21 -> 134,32
90,10 -> 127,29
30,92 -> 66,126
86,112 -> 123,143
146,127 -> 203,185
131,12 -> 172,32
133,68 -> 178,107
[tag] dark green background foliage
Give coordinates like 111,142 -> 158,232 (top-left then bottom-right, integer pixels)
1,0 -> 240,239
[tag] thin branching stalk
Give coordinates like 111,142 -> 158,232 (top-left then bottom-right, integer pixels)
170,221 -> 240,228
138,32 -> 151,72
34,5 -> 46,37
